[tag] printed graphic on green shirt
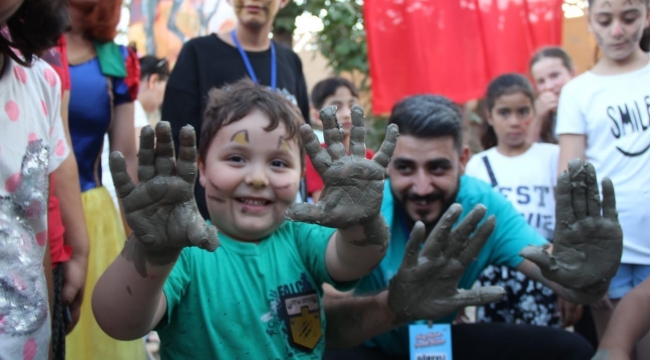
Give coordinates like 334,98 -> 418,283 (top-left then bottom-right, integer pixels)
267,273 -> 323,354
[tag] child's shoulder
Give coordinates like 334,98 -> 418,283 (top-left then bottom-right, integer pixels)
9,59 -> 61,100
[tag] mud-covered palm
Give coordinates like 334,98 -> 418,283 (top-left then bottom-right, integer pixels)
110,122 -> 219,277
520,159 -> 622,303
387,204 -> 505,323
287,105 -> 398,231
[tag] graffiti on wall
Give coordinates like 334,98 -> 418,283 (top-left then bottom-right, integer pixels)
129,0 -> 236,64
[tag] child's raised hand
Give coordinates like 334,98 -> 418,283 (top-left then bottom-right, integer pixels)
110,122 -> 219,277
287,105 -> 398,230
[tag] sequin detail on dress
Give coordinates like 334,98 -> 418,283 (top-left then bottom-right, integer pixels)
0,140 -> 49,336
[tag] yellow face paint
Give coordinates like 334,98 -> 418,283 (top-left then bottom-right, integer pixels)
277,137 -> 291,151
231,130 -> 249,145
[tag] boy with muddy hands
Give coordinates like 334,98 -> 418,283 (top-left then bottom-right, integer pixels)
90,82 -> 508,359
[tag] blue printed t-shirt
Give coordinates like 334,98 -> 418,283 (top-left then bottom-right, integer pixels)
356,175 -> 548,356
156,221 -> 354,359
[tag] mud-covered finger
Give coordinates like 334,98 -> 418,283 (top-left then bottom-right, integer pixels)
137,125 -> 156,182
457,215 -> 496,265
301,124 -> 331,176
420,203 -> 463,259
372,124 -> 399,168
177,125 -> 198,184
155,121 -> 176,176
321,106 -> 346,161
349,105 -> 367,159
110,151 -> 136,199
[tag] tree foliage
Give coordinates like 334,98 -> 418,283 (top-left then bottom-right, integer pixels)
273,1 -> 388,149
274,0 -> 368,88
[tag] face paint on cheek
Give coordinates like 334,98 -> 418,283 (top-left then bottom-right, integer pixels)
206,179 -> 225,203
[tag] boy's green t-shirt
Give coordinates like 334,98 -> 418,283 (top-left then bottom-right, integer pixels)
156,221 -> 351,359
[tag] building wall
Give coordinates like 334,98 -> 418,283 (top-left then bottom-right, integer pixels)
562,15 -> 598,74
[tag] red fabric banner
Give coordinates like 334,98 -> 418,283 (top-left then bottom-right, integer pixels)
364,0 -> 564,114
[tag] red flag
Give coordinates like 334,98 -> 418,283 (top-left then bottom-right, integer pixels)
365,0 -> 564,114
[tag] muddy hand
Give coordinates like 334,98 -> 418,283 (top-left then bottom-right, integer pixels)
110,122 -> 219,277
520,159 -> 622,302
287,105 -> 398,231
387,205 -> 505,323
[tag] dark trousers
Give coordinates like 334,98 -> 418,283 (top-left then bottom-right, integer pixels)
52,264 -> 65,360
324,323 -> 594,360
574,305 -> 599,350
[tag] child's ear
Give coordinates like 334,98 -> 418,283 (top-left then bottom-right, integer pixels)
485,110 -> 495,127
310,107 -> 321,124
198,155 -> 207,188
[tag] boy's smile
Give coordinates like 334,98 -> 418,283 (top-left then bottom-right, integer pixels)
198,109 -> 302,242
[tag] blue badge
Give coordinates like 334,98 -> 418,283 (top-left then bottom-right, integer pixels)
409,324 -> 453,360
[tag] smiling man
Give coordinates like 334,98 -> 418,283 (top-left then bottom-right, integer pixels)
162,0 -> 311,219
322,94 -> 624,360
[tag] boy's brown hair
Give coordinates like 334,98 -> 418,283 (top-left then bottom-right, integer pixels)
199,79 -> 306,168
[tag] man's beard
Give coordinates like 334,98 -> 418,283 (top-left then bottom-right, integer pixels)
392,176 -> 461,232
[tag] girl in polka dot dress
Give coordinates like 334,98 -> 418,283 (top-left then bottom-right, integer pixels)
0,0 -> 71,359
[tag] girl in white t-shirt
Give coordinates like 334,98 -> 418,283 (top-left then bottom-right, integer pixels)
466,73 -> 560,327
0,0 -> 70,358
556,0 -> 650,355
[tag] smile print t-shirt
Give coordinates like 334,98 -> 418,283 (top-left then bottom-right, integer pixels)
556,57 -> 650,265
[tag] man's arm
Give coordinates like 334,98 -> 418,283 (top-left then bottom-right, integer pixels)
517,257 -> 591,303
324,290 -> 396,349
592,277 -> 650,360
323,209 -> 504,349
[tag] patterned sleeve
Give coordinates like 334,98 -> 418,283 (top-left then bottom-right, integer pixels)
40,35 -> 70,95
113,45 -> 140,106
42,62 -> 69,174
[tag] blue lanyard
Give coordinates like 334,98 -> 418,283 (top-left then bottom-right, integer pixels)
230,30 -> 277,90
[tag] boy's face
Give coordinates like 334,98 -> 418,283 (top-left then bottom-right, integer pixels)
198,109 -> 302,241
230,0 -> 288,29
319,86 -> 358,138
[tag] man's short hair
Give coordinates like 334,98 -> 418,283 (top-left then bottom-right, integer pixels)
388,95 -> 463,152
310,77 -> 360,110
199,79 -> 305,168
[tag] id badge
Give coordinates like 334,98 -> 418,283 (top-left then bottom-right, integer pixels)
409,323 -> 453,360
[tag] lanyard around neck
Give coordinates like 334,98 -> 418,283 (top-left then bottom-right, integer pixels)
230,30 -> 277,90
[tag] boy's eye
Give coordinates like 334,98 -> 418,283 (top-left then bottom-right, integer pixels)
271,160 -> 288,168
227,155 -> 245,163
519,108 -> 531,116
498,109 -> 510,117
